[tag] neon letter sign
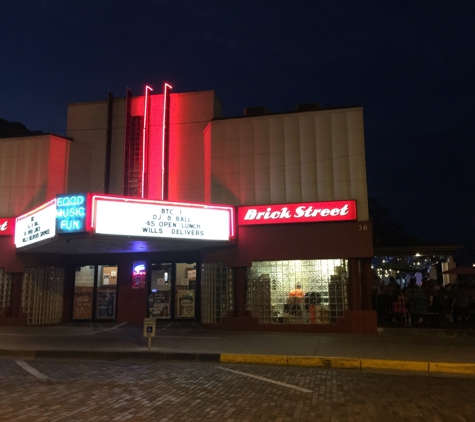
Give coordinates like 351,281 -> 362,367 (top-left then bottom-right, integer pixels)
238,200 -> 357,226
133,261 -> 146,289
56,194 -> 87,233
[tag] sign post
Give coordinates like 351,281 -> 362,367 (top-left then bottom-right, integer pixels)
143,317 -> 156,350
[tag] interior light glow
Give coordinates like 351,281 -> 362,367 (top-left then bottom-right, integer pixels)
142,85 -> 153,199
161,83 -> 172,200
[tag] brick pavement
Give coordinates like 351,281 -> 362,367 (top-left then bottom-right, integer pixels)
1,358 -> 475,421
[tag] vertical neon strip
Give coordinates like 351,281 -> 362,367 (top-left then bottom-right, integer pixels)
161,83 -> 172,200
142,85 -> 153,198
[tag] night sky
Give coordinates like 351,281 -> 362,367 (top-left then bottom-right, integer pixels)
1,1 -> 474,264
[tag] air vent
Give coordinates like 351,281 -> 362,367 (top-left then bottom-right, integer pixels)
244,106 -> 269,116
296,103 -> 321,112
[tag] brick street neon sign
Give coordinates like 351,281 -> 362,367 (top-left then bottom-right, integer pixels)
238,200 -> 357,226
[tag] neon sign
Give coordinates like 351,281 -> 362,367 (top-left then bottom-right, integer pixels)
142,85 -> 153,199
133,261 -> 146,289
161,83 -> 172,200
56,194 -> 87,233
238,200 -> 357,226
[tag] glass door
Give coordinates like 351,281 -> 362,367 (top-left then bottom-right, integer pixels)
150,263 -> 172,319
96,265 -> 118,320
149,262 -> 197,320
73,264 -> 118,320
73,266 -> 95,320
175,263 -> 197,319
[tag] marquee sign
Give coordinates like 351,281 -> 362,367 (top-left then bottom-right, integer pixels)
0,218 -> 15,236
238,200 -> 357,226
91,195 -> 235,241
15,199 -> 57,247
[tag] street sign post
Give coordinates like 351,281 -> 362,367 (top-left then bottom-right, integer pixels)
143,317 -> 156,350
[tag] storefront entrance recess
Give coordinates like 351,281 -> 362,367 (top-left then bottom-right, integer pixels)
148,262 -> 197,320
73,265 -> 118,320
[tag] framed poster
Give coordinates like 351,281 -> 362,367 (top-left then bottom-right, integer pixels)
148,291 -> 171,318
96,290 -> 116,318
176,290 -> 195,318
73,289 -> 93,319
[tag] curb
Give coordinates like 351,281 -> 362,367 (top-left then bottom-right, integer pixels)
0,349 -> 220,363
2,349 -> 475,376
220,353 -> 475,375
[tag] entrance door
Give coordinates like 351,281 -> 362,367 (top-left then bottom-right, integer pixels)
149,262 -> 197,320
73,264 -> 118,320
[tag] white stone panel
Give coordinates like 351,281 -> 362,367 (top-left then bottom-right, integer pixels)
254,119 -> 271,204
269,117 -> 286,203
314,113 -> 334,200
347,110 -> 369,220
239,119 -> 256,205
284,116 -> 301,203
299,114 -> 318,201
331,112 -> 351,200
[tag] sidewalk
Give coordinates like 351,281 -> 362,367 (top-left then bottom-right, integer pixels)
1,322 -> 475,375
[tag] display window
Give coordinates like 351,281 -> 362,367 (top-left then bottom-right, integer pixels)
246,259 -> 348,324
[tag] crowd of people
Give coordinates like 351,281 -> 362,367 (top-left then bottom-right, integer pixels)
373,276 -> 475,327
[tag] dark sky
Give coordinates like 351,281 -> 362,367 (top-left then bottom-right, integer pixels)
1,1 -> 474,264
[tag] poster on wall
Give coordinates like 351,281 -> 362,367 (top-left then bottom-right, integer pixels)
178,278 -> 189,287
97,290 -> 116,318
176,290 -> 195,318
73,291 -> 93,319
148,291 -> 171,318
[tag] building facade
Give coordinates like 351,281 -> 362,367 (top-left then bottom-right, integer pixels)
0,87 -> 375,333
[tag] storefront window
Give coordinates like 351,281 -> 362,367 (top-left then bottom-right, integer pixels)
246,259 -> 348,324
201,262 -> 233,323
